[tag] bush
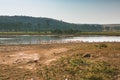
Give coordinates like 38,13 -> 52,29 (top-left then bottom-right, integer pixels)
95,44 -> 108,49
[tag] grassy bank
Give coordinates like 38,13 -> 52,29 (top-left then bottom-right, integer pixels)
0,31 -> 120,36
75,32 -> 120,36
0,32 -> 51,35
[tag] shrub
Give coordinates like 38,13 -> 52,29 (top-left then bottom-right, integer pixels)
95,44 -> 108,49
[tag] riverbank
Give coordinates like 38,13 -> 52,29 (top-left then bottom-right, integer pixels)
0,31 -> 120,36
0,42 -> 120,80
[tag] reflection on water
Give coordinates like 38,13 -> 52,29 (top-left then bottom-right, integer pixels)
0,35 -> 120,45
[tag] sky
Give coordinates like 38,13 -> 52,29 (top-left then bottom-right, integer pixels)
0,0 -> 120,24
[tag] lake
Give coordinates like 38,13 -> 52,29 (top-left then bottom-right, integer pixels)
0,35 -> 120,45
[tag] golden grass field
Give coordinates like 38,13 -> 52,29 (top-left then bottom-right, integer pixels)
0,42 -> 120,80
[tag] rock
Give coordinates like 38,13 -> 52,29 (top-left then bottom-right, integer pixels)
83,53 -> 91,58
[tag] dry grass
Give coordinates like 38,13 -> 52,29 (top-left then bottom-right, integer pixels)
0,42 -> 120,80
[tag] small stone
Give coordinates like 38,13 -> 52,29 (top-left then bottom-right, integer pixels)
83,53 -> 91,58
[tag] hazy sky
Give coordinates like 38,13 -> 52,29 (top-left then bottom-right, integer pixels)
0,0 -> 120,24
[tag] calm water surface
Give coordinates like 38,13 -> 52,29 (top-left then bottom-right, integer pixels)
0,35 -> 120,45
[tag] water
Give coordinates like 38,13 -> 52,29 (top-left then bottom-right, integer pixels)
0,35 -> 120,45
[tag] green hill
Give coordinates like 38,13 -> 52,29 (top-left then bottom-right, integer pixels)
0,16 -> 119,33
0,16 -> 102,32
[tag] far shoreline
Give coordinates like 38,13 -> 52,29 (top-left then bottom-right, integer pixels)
0,32 -> 120,36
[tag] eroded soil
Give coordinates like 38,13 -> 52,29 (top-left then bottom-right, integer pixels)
0,44 -> 71,70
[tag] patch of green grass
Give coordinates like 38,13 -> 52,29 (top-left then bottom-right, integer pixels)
0,31 -> 52,35
37,53 -> 119,80
95,44 -> 108,49
0,31 -> 120,36
76,32 -> 120,36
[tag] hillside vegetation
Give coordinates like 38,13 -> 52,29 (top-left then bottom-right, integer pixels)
0,16 -> 119,33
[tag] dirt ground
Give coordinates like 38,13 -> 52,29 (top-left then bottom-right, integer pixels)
0,43 -> 120,69
0,43 -> 73,70
0,42 -> 120,80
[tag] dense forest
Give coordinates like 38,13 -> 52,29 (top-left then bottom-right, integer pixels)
0,16 -> 120,33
